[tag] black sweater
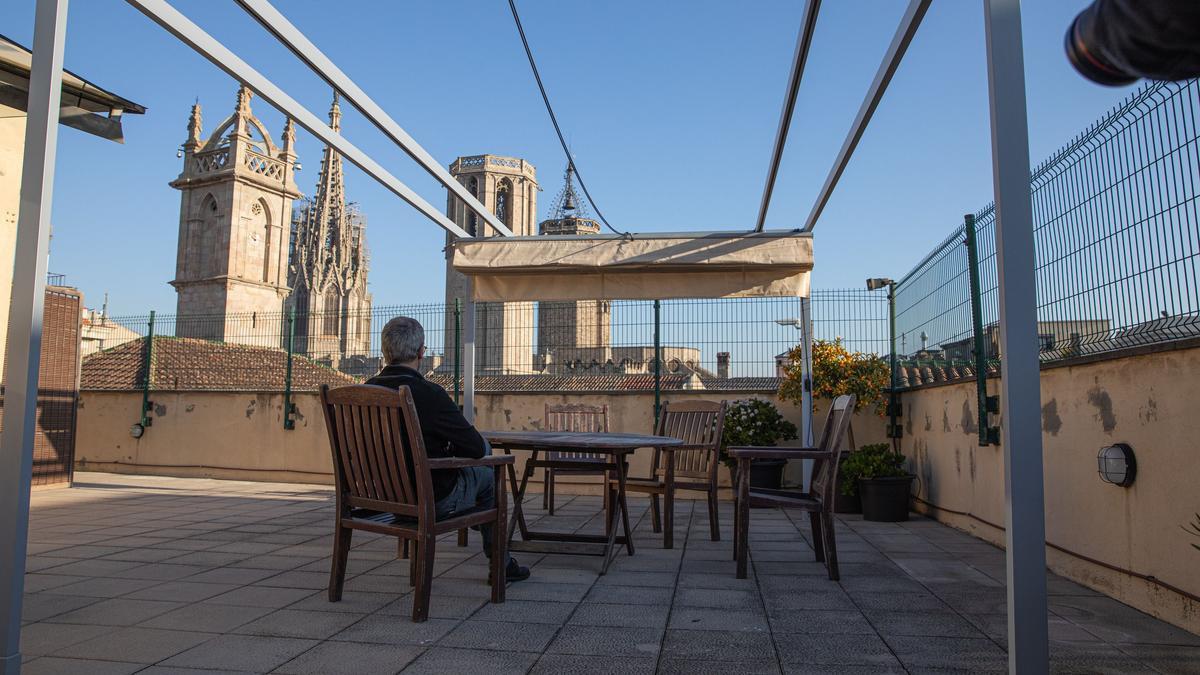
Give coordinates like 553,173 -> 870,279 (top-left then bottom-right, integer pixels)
365,364 -> 487,502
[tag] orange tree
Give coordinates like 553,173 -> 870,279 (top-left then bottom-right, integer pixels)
778,338 -> 889,415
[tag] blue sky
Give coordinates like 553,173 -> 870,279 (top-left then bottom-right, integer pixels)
2,0 -> 1137,315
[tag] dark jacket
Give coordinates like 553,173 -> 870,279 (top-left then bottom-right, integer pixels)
365,363 -> 486,502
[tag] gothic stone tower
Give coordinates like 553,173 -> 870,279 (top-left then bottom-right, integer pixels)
443,155 -> 538,374
536,163 -> 612,372
170,86 -> 300,346
287,94 -> 372,370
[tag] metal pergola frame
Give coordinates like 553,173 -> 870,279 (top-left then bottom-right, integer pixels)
1,0 -> 1049,672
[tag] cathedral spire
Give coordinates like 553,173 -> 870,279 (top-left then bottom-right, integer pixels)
184,100 -> 202,152
328,91 -> 342,133
233,84 -> 253,136
281,118 -> 297,160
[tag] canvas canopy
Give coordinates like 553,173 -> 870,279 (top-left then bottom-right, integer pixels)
450,230 -> 814,301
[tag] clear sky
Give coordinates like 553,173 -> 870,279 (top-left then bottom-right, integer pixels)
2,0 -> 1138,315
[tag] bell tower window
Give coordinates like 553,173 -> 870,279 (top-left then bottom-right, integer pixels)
495,178 -> 512,230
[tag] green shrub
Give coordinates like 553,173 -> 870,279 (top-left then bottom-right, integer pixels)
839,443 -> 908,496
719,399 -> 798,468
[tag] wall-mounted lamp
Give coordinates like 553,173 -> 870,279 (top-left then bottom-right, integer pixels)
176,145 -> 184,159
293,160 -> 302,172
1097,443 -> 1136,487
866,277 -> 894,291
130,422 -> 145,439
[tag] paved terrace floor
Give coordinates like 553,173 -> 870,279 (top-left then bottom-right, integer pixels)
19,473 -> 1200,674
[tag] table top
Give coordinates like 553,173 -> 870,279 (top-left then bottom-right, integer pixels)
483,430 -> 684,450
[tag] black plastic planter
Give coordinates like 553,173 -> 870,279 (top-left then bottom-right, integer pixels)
749,458 -> 786,490
834,451 -> 861,514
858,475 -> 914,522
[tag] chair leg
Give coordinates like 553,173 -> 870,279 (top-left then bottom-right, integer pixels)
411,535 -> 436,623
399,538 -> 409,559
409,540 -> 418,587
491,467 -> 507,604
542,468 -> 550,511
707,489 -> 721,542
735,465 -> 750,579
809,511 -> 826,563
547,468 -> 556,516
649,494 -> 662,533
457,529 -> 468,547
664,483 -> 675,549
329,525 -> 352,602
822,510 -> 840,581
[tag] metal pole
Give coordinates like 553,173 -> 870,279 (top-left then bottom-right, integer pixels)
802,0 -> 931,233
463,288 -> 477,424
653,299 -> 662,425
887,282 -> 899,443
283,307 -> 296,430
453,299 -> 462,408
140,311 -> 155,427
0,1 -> 67,671
983,0 -> 1050,671
754,0 -> 822,232
123,0 -> 471,239
799,297 -> 814,447
965,213 -> 991,446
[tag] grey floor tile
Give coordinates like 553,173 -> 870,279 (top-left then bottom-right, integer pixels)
41,576 -> 162,599
20,593 -> 103,623
1047,641 -> 1159,674
287,589 -> 395,614
506,582 -> 592,603
231,608 -> 363,639
866,610 -> 986,638
583,584 -> 673,606
1051,596 -> 1200,646
439,619 -> 560,652
1116,644 -> 1200,674
764,590 -> 857,612
329,613 -> 458,646
547,625 -> 663,657
139,601 -> 276,633
470,599 -> 577,625
659,657 -> 781,674
159,634 -> 318,672
22,656 -> 144,675
46,598 -> 185,626
379,593 -> 486,620
884,635 -> 1007,671
781,666 -> 905,675
124,581 -> 240,603
774,633 -> 901,667
203,585 -> 314,608
673,587 -> 759,610
275,640 -> 421,675
669,606 -> 768,632
400,646 -> 538,675
19,622 -> 116,657
569,602 -> 669,629
768,609 -> 876,635
58,625 -> 215,664
662,628 -> 774,661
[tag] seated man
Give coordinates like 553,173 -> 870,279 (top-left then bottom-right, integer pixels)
366,316 -> 530,582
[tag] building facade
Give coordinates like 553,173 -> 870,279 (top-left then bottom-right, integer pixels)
286,95 -> 372,369
169,86 -> 300,346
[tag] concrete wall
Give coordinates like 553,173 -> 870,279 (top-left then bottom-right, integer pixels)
75,388 -> 888,492
0,102 -> 27,363
899,341 -> 1200,634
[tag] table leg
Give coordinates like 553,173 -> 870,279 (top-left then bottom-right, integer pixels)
504,448 -> 533,544
618,453 -> 635,556
664,449 -> 675,550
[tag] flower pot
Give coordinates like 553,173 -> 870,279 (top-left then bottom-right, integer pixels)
748,458 -> 786,490
834,451 -> 861,514
858,475 -> 914,522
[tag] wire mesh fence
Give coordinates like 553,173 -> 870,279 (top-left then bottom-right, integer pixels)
893,78 -> 1200,387
85,290 -> 887,396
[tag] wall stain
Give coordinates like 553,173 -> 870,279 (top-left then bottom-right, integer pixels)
1087,387 -> 1117,433
905,404 -> 913,434
1042,398 -> 1062,436
245,399 -> 256,419
961,400 -> 978,435
924,413 -> 932,432
1139,396 -> 1158,424
503,409 -> 512,424
185,404 -> 195,413
154,403 -> 167,417
942,408 -> 952,433
954,447 -> 962,475
969,446 -> 977,482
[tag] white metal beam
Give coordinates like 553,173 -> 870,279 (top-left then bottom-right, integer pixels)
234,0 -> 513,237
754,0 -> 821,233
983,0 -> 1050,672
801,0 -> 930,233
0,0 -> 67,672
125,0 -> 471,239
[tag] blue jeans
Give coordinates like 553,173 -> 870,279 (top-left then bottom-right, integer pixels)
434,464 -> 509,564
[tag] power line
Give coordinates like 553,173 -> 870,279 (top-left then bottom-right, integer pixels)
506,0 -> 628,237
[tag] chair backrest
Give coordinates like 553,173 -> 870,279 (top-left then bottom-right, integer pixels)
809,394 -> 857,506
544,403 -> 609,433
320,384 -> 433,520
654,400 -> 728,479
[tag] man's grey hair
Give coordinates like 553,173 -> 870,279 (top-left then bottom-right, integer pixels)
381,316 -> 425,365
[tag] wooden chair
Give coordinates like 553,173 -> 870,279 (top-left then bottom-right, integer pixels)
542,403 -> 609,515
320,384 -> 514,622
621,400 -> 728,549
729,394 -> 856,581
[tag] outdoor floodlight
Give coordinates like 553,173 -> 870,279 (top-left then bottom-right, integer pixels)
866,277 -> 894,291
130,422 -> 145,439
775,318 -> 800,328
293,160 -> 302,172
1097,443 -> 1136,487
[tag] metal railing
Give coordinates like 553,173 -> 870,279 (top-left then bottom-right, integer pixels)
892,78 -> 1200,387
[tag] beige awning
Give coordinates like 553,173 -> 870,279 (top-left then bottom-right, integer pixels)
450,231 -> 813,301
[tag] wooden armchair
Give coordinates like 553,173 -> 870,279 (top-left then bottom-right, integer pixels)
729,394 -> 856,580
320,384 -> 514,622
542,403 -> 610,515
621,400 -> 728,549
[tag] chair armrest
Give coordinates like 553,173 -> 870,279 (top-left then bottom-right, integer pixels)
727,446 -> 832,460
427,455 -> 516,470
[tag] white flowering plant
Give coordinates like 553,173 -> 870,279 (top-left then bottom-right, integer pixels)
719,399 -> 799,468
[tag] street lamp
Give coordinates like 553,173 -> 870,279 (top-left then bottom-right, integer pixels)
867,277 -> 899,440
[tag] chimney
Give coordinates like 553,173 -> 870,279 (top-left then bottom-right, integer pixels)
717,352 -> 731,379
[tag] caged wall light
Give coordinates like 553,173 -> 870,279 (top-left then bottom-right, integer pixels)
1097,443 -> 1136,487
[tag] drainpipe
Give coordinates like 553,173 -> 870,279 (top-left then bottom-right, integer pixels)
887,282 -> 899,447
139,311 -> 155,428
454,298 -> 462,408
653,299 -> 662,425
283,306 -> 296,430
965,213 -> 997,445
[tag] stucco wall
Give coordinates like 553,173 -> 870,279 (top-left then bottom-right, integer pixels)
75,389 -> 887,492
0,103 -> 28,363
900,342 -> 1200,634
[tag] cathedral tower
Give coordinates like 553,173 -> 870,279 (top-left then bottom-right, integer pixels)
287,94 -> 372,370
170,86 -> 301,346
443,155 -> 538,374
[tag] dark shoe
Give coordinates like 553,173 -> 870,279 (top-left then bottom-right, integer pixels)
488,558 -> 531,585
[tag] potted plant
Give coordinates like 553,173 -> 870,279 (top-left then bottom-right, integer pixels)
720,399 -> 798,490
840,442 -> 914,522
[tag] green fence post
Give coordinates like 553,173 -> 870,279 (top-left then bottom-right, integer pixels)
139,311 -> 155,429
887,282 -> 900,441
454,299 -> 462,408
653,299 -> 662,425
283,307 -> 296,430
965,213 -> 997,446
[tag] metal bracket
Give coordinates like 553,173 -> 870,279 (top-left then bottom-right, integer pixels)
986,395 -> 1000,414
283,403 -> 297,431
141,400 -> 154,427
985,427 -> 1001,446
888,423 -> 904,439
